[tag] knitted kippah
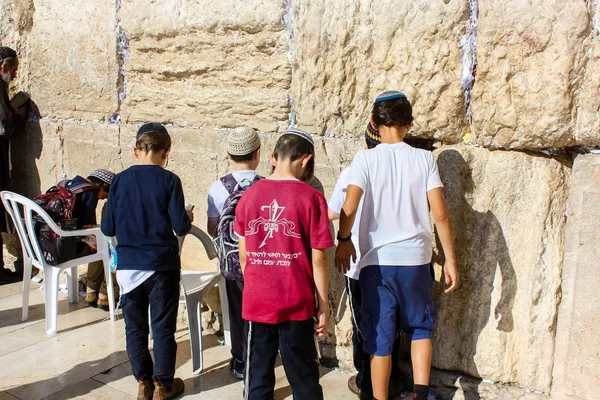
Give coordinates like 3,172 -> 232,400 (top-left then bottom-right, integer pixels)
227,127 -> 261,156
282,128 -> 314,145
89,169 -> 116,185
374,90 -> 408,104
137,122 -> 168,138
365,121 -> 381,148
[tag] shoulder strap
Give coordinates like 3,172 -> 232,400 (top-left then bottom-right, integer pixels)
62,179 -> 96,195
220,174 -> 238,195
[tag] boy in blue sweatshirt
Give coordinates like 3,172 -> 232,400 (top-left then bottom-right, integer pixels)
102,123 -> 193,400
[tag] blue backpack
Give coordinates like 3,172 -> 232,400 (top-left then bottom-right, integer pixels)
213,174 -> 262,281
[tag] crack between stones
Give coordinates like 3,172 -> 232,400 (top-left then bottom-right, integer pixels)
110,0 -> 130,124
458,0 -> 478,134
593,0 -> 600,33
283,0 -> 297,129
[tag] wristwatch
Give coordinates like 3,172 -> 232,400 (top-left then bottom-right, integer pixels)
337,232 -> 352,242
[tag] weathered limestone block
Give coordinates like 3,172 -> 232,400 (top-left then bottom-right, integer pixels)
472,0 -> 598,149
20,0 -> 118,120
432,145 -> 569,392
425,366 -> 550,400
10,119 -> 63,198
291,0 -> 468,141
0,0 -> 34,45
61,121 -> 123,176
552,154 -> 600,400
119,0 -> 291,132
574,33 -> 600,147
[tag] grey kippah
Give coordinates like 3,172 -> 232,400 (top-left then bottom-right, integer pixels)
227,127 -> 261,156
374,90 -> 408,104
282,128 -> 314,145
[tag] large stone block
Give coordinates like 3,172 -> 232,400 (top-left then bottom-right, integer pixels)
291,0 -> 468,141
19,0 -> 118,120
432,145 -> 570,392
61,121 -> 123,177
119,0 -> 291,132
472,0 -> 599,149
0,0 -> 34,45
552,154 -> 600,400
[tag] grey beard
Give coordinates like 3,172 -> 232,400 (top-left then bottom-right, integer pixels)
1,72 -> 12,84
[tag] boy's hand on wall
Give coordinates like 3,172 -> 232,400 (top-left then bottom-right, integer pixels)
444,261 -> 458,293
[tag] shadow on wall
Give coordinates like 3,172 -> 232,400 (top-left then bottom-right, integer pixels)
431,149 -> 517,396
11,102 -> 42,198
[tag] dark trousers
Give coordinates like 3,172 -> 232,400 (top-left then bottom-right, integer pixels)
347,277 -> 403,393
225,279 -> 245,361
245,319 -> 323,400
121,270 -> 180,384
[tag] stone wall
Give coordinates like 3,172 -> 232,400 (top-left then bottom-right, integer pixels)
2,0 -> 600,399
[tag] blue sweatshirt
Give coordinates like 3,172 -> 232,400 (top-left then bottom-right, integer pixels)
101,165 -> 191,271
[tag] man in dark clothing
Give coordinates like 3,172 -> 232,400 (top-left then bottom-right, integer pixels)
0,46 -> 29,284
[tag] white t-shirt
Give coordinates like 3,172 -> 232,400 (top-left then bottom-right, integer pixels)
207,170 -> 258,217
328,168 -> 363,280
347,142 -> 443,268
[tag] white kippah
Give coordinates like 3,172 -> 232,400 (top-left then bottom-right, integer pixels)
227,127 -> 261,156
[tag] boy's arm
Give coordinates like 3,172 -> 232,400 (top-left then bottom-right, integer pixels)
238,237 -> 246,274
328,209 -> 340,221
427,187 -> 458,293
312,248 -> 329,337
169,176 -> 192,236
101,186 -> 115,237
335,185 -> 363,273
207,217 -> 219,238
207,190 -> 220,237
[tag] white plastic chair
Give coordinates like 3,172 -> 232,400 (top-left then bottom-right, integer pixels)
178,225 -> 231,375
0,191 -> 116,334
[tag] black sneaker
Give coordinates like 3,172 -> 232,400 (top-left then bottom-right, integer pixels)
229,357 -> 244,379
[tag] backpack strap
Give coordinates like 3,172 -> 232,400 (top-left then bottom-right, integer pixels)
220,174 -> 239,196
64,178 -> 97,195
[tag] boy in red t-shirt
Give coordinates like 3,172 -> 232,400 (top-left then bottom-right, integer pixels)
233,129 -> 333,400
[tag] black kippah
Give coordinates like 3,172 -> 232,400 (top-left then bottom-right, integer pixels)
0,46 -> 17,61
137,122 -> 168,139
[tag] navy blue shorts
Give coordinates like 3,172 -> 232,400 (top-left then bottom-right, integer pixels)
359,264 -> 437,356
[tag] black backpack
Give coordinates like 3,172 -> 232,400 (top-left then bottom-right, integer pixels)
213,174 -> 262,281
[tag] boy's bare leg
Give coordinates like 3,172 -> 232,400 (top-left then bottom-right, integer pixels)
370,354 -> 392,400
411,339 -> 432,385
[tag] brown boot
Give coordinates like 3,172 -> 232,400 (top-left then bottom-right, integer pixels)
137,378 -> 154,400
85,292 -> 98,307
97,293 -> 110,311
153,378 -> 185,400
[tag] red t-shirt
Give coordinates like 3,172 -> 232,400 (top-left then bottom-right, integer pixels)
233,179 -> 334,324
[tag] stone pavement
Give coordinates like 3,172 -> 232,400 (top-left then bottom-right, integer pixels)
0,276 -> 403,400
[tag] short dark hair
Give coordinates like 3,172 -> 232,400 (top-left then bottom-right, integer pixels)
0,47 -> 17,66
372,98 -> 413,128
228,148 -> 260,163
87,176 -> 110,193
136,131 -> 172,153
273,134 -> 315,183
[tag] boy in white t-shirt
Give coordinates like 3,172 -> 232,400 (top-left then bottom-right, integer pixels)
206,127 -> 261,379
329,122 -> 406,399
335,91 -> 458,400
